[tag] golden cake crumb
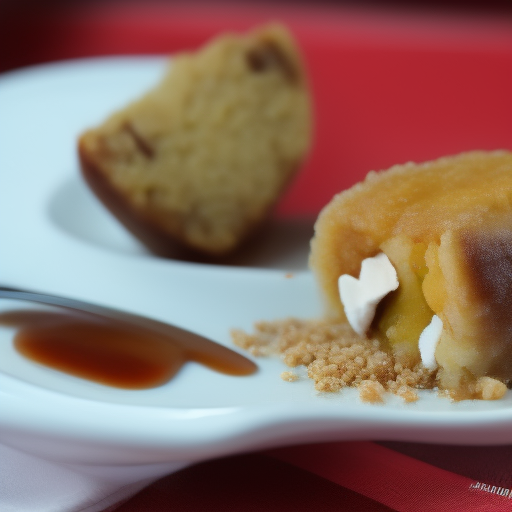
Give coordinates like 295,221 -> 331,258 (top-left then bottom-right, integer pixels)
476,377 -> 507,401
359,380 -> 385,403
281,371 -> 299,382
232,318 -> 437,402
394,385 -> 419,403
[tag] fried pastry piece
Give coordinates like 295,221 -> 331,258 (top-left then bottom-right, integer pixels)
310,151 -> 512,398
78,23 -> 312,257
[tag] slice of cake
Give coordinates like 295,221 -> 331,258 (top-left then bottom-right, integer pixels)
309,150 -> 512,399
234,151 -> 512,402
78,23 -> 312,257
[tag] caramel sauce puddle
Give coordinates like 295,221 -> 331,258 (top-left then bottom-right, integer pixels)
1,309 -> 256,389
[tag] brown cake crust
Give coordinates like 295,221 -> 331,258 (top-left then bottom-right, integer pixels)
80,141 -> 302,259
79,141 -> 187,258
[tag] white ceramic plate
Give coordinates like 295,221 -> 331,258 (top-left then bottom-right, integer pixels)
1,58 -> 512,481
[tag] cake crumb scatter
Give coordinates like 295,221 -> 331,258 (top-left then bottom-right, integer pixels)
359,380 -> 385,403
475,376 -> 507,400
232,318 -> 437,403
281,371 -> 299,382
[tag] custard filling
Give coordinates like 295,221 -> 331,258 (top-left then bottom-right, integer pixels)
338,236 -> 437,364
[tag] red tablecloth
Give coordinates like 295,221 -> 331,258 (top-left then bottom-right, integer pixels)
114,441 -> 512,511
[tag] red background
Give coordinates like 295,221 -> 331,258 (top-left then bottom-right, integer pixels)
2,1 -> 511,216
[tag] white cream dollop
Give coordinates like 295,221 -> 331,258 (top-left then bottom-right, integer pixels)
418,315 -> 443,370
338,253 -> 399,337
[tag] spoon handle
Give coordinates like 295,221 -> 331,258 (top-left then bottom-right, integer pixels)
0,285 -> 155,325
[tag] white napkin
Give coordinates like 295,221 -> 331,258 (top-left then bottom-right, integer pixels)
0,442 -> 188,512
